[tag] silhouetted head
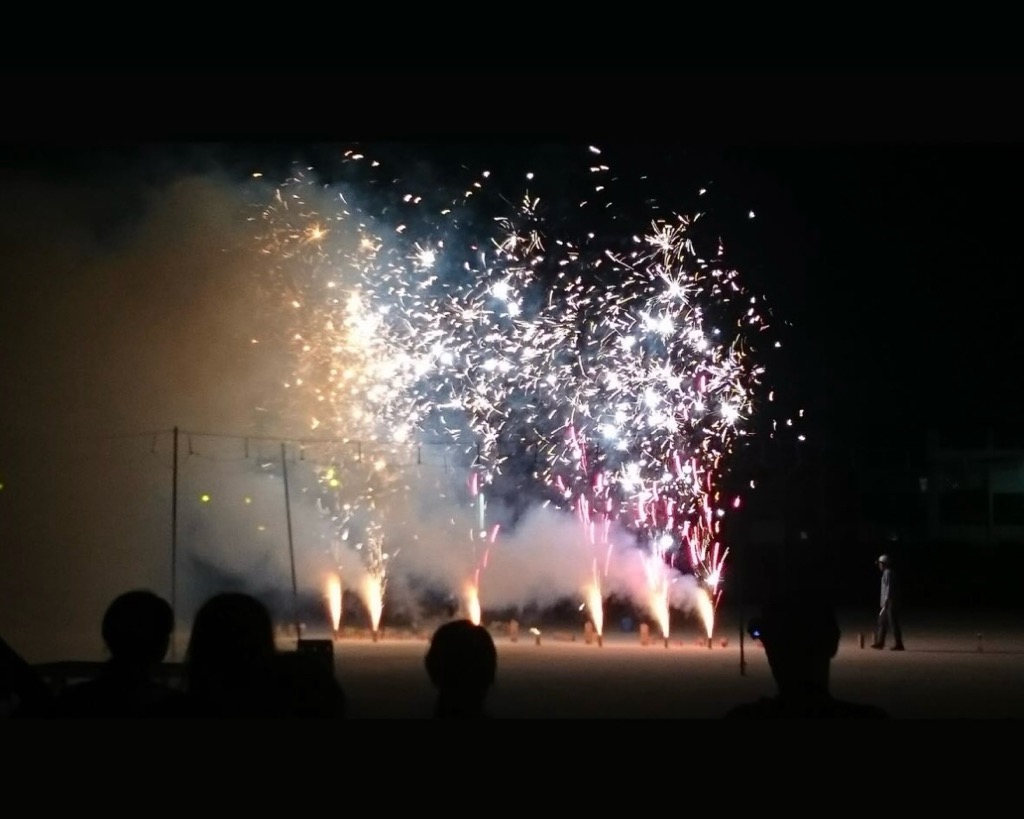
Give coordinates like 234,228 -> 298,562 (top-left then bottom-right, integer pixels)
425,619 -> 496,715
185,592 -> 277,689
749,593 -> 840,695
877,554 -> 890,571
101,590 -> 174,667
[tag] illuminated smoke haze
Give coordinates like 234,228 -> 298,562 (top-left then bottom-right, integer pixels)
0,145 -> 794,661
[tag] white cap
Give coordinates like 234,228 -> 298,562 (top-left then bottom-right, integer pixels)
877,554 -> 890,564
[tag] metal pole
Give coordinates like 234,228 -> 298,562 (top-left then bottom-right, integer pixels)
281,442 -> 300,639
170,426 -> 179,661
735,466 -> 748,676
738,540 -> 746,676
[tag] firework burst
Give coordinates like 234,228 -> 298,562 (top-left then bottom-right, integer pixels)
251,145 -> 786,636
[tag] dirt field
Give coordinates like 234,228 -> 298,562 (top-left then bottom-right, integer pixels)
319,608 -> 1024,718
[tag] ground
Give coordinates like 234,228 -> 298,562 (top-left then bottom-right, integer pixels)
294,608 -> 1024,718
15,608 -> 1023,718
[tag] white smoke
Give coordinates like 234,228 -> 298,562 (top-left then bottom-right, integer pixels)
273,463 -> 711,632
0,153 -> 715,663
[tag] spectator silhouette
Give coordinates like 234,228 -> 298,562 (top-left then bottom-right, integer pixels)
424,619 -> 497,718
166,591 -> 280,718
726,592 -> 889,718
158,591 -> 347,718
1,635 -> 54,718
51,589 -> 182,718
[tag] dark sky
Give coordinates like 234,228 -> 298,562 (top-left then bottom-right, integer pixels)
712,144 -> 1024,432
2,137 -> 1021,449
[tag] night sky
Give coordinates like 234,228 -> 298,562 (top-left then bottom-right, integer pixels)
5,137 -> 1019,446
1,72 -> 1022,652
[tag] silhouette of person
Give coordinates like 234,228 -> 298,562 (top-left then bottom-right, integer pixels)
725,593 -> 889,718
871,554 -> 905,650
164,591 -> 281,718
51,589 -> 183,718
425,619 -> 497,718
1,635 -> 54,718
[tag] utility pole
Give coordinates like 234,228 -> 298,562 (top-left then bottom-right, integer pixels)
281,442 -> 301,640
170,426 -> 179,661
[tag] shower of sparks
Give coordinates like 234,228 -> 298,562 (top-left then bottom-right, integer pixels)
695,587 -> 715,640
554,425 -> 613,633
251,144 -> 788,633
360,522 -> 387,632
642,550 -> 672,639
585,567 -> 604,636
465,581 -> 482,626
465,468 -> 495,623
326,573 -> 342,632
312,455 -> 400,630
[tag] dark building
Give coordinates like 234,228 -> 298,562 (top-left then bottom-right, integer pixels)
729,420 -> 1024,609
927,423 -> 1024,547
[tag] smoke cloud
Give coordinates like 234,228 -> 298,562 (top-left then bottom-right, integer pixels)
0,151 -> 710,662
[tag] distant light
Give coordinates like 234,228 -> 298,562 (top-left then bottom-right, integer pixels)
748,210 -> 756,219
200,494 -> 211,503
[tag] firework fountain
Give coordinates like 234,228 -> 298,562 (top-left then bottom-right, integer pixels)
553,425 -> 613,644
326,572 -> 342,638
464,466 -> 498,625
251,145 -> 780,641
361,521 -> 387,640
